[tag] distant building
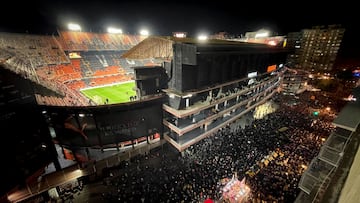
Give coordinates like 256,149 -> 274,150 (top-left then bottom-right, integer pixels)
287,25 -> 345,73
210,32 -> 228,40
281,69 -> 309,95
285,32 -> 302,68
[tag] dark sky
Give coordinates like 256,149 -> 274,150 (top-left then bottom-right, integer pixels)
1,0 -> 359,58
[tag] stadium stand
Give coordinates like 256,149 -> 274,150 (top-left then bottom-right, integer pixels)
0,48 -> 14,63
57,31 -> 147,51
0,30 -> 161,107
0,32 -> 69,66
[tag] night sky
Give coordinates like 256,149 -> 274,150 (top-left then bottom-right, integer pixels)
1,0 -> 359,58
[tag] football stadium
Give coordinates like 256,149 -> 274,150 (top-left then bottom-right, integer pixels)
2,26 -> 357,203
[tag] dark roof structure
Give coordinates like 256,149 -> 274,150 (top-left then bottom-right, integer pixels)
333,86 -> 360,132
332,102 -> 360,132
121,36 -> 290,60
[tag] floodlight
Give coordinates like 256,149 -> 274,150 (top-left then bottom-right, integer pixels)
197,34 -> 208,41
107,27 -> 123,34
140,29 -> 149,36
255,32 -> 269,38
68,23 -> 81,31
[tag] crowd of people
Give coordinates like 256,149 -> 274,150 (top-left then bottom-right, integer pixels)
55,89 -> 341,203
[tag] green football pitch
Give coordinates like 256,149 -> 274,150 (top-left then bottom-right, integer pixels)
80,81 -> 137,105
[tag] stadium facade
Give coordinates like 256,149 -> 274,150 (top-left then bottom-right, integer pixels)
126,37 -> 289,151
0,31 -> 290,202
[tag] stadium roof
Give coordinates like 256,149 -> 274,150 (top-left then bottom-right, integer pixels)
121,36 -> 289,59
121,36 -> 173,60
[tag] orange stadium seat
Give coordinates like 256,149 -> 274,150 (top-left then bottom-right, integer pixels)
1,31 -> 149,106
